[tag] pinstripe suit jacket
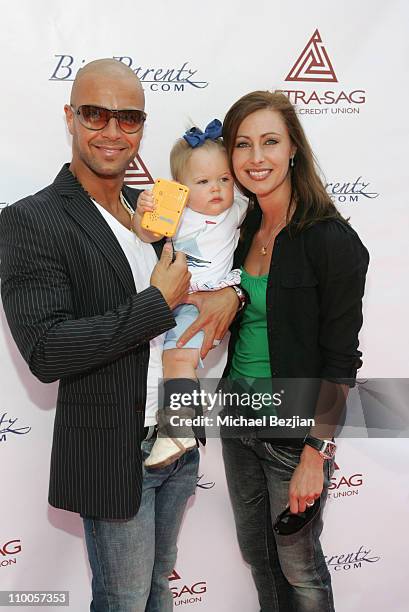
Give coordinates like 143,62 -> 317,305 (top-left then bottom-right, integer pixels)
0,164 -> 175,519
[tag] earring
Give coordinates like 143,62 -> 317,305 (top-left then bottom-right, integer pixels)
290,156 -> 295,167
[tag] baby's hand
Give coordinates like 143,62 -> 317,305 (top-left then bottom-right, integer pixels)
136,190 -> 155,218
133,189 -> 163,239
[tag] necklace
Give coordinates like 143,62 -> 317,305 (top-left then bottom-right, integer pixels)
119,192 -> 135,231
260,216 -> 286,255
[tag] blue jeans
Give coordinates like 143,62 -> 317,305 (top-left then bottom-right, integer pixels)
82,439 -> 199,612
222,437 -> 335,612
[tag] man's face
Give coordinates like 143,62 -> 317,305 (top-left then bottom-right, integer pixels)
64,73 -> 145,180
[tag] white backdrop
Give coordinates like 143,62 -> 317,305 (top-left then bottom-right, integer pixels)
1,1 -> 409,610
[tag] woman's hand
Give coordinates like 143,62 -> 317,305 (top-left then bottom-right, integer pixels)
288,445 -> 325,513
176,288 -> 240,359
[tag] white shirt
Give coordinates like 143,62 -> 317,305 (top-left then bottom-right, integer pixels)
172,196 -> 248,291
93,200 -> 163,426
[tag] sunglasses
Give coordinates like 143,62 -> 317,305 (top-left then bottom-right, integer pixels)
71,105 -> 146,134
273,497 -> 321,536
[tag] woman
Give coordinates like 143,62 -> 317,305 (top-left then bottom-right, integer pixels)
220,91 -> 369,612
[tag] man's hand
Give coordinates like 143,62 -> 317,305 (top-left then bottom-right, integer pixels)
150,243 -> 191,310
288,445 -> 325,513
177,287 -> 239,359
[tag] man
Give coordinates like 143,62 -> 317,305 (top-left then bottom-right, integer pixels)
0,59 -> 238,611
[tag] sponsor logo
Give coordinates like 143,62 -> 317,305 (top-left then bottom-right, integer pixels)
124,155 -> 154,187
279,29 -> 366,115
169,570 -> 207,606
0,540 -> 22,569
50,55 -> 209,92
0,412 -> 31,443
326,177 -> 379,204
285,29 -> 337,83
325,546 -> 380,571
169,570 -> 181,581
328,461 -> 364,500
196,474 -> 215,490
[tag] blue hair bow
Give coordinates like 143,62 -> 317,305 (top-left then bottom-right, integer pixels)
183,119 -> 222,148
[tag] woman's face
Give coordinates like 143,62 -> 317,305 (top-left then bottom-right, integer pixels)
232,108 -> 296,200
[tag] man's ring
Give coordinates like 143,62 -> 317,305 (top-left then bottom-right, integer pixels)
212,339 -> 221,347
306,500 -> 315,507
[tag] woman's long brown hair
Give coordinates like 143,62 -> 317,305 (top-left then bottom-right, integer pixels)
222,90 -> 346,231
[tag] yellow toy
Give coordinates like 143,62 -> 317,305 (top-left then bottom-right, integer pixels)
141,178 -> 189,237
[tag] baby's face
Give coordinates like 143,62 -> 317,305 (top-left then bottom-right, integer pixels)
181,147 -> 234,216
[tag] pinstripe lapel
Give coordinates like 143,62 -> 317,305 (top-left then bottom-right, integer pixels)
54,165 -> 136,294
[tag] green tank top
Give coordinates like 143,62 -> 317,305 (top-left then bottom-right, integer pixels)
230,266 -> 271,379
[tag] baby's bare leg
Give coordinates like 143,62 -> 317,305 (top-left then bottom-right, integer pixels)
163,348 -> 200,380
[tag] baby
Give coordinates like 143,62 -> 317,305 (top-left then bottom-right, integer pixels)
133,120 -> 247,468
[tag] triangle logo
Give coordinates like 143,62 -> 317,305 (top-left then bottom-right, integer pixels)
124,154 -> 154,186
168,569 -> 181,581
285,29 -> 338,83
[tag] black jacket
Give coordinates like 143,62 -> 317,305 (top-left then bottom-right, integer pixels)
222,204 -> 369,441
0,164 -> 175,519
